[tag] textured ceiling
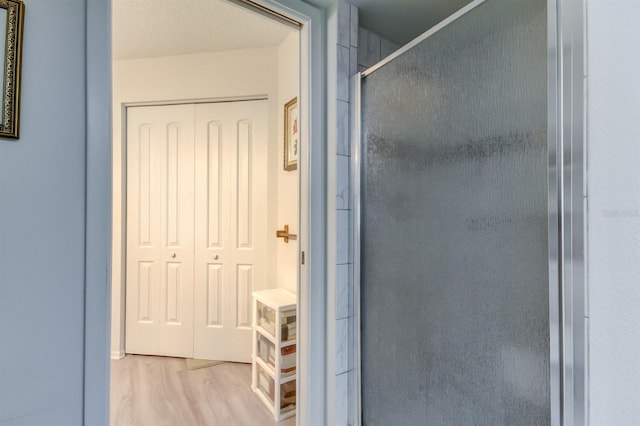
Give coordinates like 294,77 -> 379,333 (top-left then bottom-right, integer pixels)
113,0 -> 295,60
113,0 -> 474,60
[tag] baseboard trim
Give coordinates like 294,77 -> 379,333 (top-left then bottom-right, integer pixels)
111,351 -> 125,360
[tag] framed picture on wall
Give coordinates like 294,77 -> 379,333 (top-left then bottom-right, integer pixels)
0,0 -> 24,139
284,97 -> 298,171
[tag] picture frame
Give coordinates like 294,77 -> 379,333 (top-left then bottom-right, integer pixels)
284,97 -> 298,171
0,0 -> 24,139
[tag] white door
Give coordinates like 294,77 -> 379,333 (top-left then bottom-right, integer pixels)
125,101 -> 268,361
193,101 -> 268,362
125,104 -> 196,358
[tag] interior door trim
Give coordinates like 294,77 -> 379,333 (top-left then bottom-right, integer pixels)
122,95 -> 268,108
226,0 -> 302,30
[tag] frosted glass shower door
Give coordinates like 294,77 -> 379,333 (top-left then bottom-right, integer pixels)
358,0 -> 550,425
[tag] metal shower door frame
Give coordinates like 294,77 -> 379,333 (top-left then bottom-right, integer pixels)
350,0 -> 587,424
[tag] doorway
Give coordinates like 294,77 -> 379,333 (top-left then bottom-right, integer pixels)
84,0 -> 327,423
110,1 -> 304,424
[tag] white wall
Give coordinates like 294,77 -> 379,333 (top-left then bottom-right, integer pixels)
111,48 -> 283,356
0,1 -> 87,424
276,32 -> 300,293
587,1 -> 640,424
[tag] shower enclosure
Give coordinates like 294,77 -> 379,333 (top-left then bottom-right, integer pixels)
353,0 -> 585,424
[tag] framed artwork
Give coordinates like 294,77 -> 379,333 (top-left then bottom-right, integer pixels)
284,97 -> 298,171
0,0 -> 24,139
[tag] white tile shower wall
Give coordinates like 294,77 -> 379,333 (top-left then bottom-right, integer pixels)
381,37 -> 400,60
331,4 -> 401,424
336,263 -> 352,320
358,28 -> 380,70
330,2 -> 358,425
336,369 -> 350,426
337,100 -> 350,156
358,27 -> 401,71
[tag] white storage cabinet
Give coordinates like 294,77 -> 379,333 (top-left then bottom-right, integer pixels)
252,289 -> 297,421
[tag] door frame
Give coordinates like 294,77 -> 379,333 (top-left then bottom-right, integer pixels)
84,0 -> 328,425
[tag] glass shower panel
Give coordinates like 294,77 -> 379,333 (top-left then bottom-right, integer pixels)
360,0 -> 549,425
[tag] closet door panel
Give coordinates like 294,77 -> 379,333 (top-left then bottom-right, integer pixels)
194,100 -> 268,362
125,104 -> 195,358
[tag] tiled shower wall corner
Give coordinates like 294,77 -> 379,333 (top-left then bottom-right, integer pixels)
357,27 -> 401,71
332,2 -> 400,424
333,2 -> 356,424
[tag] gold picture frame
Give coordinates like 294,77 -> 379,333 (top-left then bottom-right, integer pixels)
0,0 -> 24,139
284,97 -> 298,171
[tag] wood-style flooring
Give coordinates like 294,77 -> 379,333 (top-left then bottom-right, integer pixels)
110,355 -> 295,426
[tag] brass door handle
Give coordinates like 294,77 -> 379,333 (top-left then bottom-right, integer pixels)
276,225 -> 297,243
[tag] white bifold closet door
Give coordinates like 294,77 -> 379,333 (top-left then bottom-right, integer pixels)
125,101 -> 267,362
193,101 -> 267,361
125,104 -> 196,358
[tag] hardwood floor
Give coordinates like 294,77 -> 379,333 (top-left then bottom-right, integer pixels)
110,355 -> 296,426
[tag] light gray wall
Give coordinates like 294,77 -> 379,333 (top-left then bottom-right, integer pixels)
587,0 -> 640,424
0,1 -> 87,425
